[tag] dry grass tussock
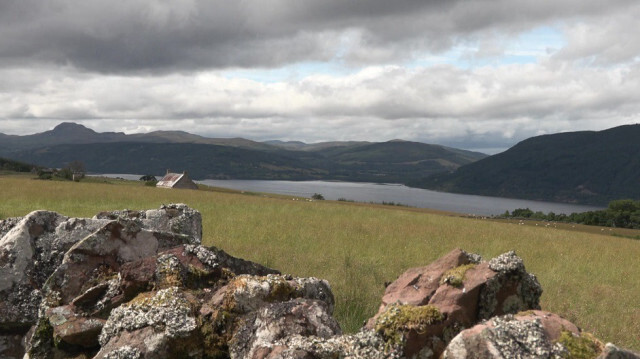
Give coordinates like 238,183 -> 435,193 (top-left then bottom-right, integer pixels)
0,175 -> 638,351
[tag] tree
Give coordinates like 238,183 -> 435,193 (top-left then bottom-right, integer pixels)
511,208 -> 534,218
608,199 -> 639,212
67,160 -> 86,174
140,175 -> 157,182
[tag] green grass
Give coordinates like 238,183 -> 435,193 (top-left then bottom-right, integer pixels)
1,175 -> 639,351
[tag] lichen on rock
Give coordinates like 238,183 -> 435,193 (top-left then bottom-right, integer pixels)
478,251 -> 542,320
103,345 -> 142,359
183,244 -> 219,269
98,287 -> 197,346
488,250 -> 525,273
155,253 -> 185,289
269,330 -> 400,359
218,274 -> 335,315
443,314 -> 569,359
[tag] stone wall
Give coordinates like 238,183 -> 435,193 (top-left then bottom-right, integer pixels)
0,205 -> 637,359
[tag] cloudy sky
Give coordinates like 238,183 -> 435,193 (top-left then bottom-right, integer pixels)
1,0 -> 639,153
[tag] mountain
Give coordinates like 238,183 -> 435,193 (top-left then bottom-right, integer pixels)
7,140 -> 486,183
1,123 -> 487,183
0,122 -> 276,152
0,122 -> 128,151
414,124 -> 640,205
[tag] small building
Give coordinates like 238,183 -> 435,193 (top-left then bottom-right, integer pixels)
156,170 -> 198,190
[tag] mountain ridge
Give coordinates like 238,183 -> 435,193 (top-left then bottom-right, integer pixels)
0,123 -> 487,184
413,124 -> 640,205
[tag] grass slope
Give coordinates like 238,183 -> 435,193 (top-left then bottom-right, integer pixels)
0,175 -> 638,351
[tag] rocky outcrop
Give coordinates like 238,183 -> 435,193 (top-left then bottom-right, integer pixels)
442,310 -> 640,359
1,205 -> 638,359
0,211 -> 110,330
364,248 -> 543,358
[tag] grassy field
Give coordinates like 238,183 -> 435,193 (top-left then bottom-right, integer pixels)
1,175 -> 639,351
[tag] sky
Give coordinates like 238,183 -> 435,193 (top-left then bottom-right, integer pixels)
1,1 -> 639,154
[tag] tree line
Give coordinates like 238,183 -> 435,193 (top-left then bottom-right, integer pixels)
502,199 -> 640,229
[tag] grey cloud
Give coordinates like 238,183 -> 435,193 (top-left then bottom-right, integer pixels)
1,0 -> 636,73
553,3 -> 640,64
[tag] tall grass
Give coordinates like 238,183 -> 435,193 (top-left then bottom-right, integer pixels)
1,176 -> 639,351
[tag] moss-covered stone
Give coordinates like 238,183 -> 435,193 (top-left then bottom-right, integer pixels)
199,316 -> 231,359
27,317 -> 56,358
374,304 -> 444,345
557,330 -> 604,359
440,264 -> 476,288
265,276 -> 296,302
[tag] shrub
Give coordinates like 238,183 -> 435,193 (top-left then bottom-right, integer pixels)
311,193 -> 325,200
140,175 -> 157,182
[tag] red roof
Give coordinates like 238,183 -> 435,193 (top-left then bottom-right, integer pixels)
156,173 -> 184,188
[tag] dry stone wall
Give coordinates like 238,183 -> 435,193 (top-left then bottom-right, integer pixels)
0,204 -> 637,359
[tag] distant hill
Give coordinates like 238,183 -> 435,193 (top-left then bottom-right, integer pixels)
7,141 -> 486,183
0,123 -> 487,183
414,124 -> 640,205
6,142 -> 326,180
0,122 -> 276,152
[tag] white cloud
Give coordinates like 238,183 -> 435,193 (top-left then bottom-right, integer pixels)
2,57 -> 638,153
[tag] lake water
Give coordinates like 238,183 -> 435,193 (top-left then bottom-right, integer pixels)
94,174 -> 602,216
199,179 -> 602,216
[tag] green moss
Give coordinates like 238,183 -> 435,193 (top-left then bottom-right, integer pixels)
185,264 -> 222,289
265,277 -> 296,302
557,330 -> 603,359
27,317 -> 55,357
440,263 -> 476,287
516,310 -> 537,316
199,316 -> 231,358
375,304 -> 444,345
34,317 -> 54,341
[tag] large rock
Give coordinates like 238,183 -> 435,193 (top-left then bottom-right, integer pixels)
94,287 -> 201,359
230,299 -> 341,359
365,249 -> 543,358
443,310 -> 640,359
43,217 -> 199,306
0,211 -> 111,330
254,330 -> 398,359
14,204 -> 208,359
30,242 -> 280,358
0,204 -> 203,336
94,203 -> 202,243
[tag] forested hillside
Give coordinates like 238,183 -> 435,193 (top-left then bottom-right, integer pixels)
415,124 -> 640,205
